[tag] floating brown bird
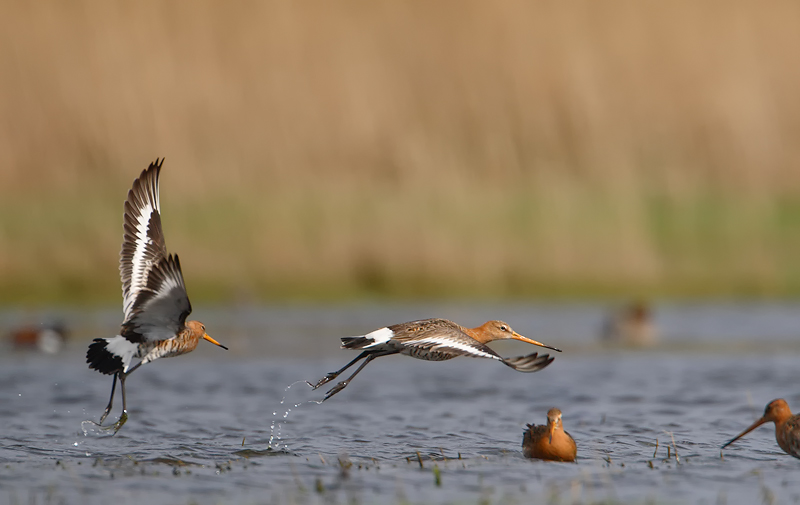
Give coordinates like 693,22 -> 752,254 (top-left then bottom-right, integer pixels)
600,300 -> 657,347
9,322 -> 67,354
522,408 -> 577,462
85,159 -> 228,433
309,318 -> 560,401
722,398 -> 800,459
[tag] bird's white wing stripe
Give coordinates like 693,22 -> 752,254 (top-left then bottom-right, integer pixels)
126,204 -> 156,317
362,327 -> 394,348
414,337 -> 500,359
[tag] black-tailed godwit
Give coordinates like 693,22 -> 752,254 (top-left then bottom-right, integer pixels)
309,318 -> 560,401
600,301 -> 657,347
722,398 -> 800,459
86,159 -> 227,433
522,407 -> 577,462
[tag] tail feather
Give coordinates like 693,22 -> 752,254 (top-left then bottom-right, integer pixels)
87,336 -> 137,375
502,353 -> 554,373
341,326 -> 394,350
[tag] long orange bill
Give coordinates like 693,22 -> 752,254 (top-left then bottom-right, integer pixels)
511,332 -> 562,352
548,422 -> 556,444
721,416 -> 768,448
203,333 -> 229,351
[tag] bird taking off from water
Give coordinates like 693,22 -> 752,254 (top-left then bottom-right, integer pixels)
309,318 -> 560,401
86,159 -> 228,433
522,408 -> 577,462
722,398 -> 800,459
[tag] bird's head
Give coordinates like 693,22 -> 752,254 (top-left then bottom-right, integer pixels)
186,320 -> 228,350
722,398 -> 792,449
763,398 -> 792,424
546,408 -> 563,443
475,320 -> 561,352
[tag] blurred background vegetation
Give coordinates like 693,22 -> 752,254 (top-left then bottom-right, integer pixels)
2,1 -> 800,305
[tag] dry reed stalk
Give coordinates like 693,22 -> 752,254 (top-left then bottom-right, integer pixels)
2,3 -> 800,302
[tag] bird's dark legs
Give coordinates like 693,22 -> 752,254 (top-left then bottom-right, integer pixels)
112,373 -> 129,433
95,364 -> 142,433
97,373 -> 118,425
323,352 -> 389,401
308,351 -> 371,390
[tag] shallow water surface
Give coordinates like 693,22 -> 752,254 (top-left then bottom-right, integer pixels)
1,303 -> 800,505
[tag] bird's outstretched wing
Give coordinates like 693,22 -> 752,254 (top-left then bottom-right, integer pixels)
119,159 -> 191,343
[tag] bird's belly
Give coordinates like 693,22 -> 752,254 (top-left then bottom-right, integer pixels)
523,434 -> 577,462
140,339 -> 191,363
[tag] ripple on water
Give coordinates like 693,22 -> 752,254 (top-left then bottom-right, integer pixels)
1,339 -> 800,504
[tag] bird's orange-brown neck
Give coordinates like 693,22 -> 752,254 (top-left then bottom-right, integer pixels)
774,415 -> 792,429
464,323 -> 495,344
177,320 -> 227,350
771,406 -> 794,426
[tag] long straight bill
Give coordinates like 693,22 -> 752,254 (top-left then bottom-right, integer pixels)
721,417 -> 768,448
511,332 -> 562,352
203,333 -> 229,350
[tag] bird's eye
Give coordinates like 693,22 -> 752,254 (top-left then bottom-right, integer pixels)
500,325 -> 508,331
201,325 -> 205,331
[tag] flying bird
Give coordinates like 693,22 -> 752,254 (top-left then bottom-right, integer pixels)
86,159 -> 227,433
309,318 -> 559,401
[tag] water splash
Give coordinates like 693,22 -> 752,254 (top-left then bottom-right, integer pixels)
80,420 -> 112,437
266,381 -> 323,450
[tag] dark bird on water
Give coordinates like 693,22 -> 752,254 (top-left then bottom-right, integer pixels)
309,318 -> 560,401
600,300 -> 657,347
86,159 -> 227,433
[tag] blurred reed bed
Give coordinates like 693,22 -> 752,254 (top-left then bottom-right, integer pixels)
1,1 -> 800,303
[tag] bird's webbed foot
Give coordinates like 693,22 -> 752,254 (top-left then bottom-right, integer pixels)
307,372 -> 339,390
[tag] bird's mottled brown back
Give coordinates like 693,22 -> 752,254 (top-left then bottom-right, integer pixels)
523,423 -> 549,443
778,415 -> 800,459
387,318 -> 466,342
387,318 -> 503,361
